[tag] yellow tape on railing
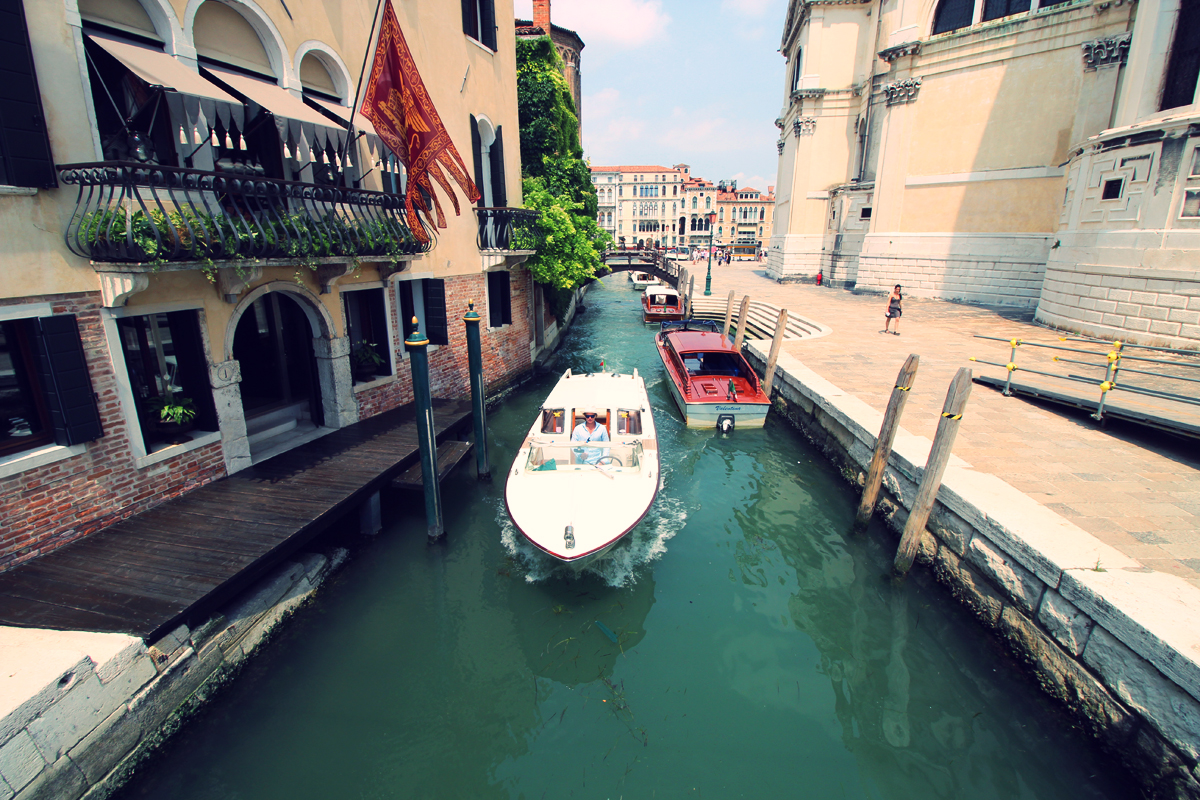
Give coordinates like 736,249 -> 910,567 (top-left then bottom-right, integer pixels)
941,413 -> 963,420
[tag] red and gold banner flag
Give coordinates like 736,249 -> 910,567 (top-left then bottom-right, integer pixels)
360,0 -> 480,242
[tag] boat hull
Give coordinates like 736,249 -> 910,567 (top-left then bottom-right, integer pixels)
662,370 -> 769,428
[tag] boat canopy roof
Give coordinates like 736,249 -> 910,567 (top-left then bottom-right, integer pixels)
661,330 -> 738,355
644,285 -> 680,298
540,371 -> 648,410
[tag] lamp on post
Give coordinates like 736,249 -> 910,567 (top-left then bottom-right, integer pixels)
703,210 -> 718,296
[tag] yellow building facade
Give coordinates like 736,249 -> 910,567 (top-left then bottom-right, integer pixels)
0,0 -> 539,566
769,0 -> 1200,347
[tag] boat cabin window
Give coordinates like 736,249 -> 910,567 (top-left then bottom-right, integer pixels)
616,409 -> 642,435
684,352 -> 743,378
541,409 -> 565,434
573,408 -> 609,434
648,293 -> 678,307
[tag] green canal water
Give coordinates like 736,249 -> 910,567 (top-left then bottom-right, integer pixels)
115,275 -> 1132,800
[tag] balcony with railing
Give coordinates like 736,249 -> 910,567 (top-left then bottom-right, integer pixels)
475,206 -> 539,268
58,162 -> 433,300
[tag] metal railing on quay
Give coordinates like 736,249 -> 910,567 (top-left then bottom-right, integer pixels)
474,207 -> 540,251
971,334 -> 1200,421
58,161 -> 431,265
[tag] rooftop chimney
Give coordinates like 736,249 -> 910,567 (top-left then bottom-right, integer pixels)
534,0 -> 551,32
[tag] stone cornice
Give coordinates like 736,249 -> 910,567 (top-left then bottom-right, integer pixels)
878,41 -> 921,62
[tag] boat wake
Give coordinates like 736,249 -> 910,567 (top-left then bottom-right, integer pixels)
497,495 -> 686,587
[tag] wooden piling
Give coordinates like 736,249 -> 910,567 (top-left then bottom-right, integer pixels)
761,309 -> 788,397
893,367 -> 972,575
733,295 -> 750,351
855,354 -> 919,529
723,290 -> 735,340
687,276 -> 695,318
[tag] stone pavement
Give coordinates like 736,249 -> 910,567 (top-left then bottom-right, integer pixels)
704,261 -> 1200,589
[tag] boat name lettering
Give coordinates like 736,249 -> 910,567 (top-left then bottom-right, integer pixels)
715,406 -> 743,412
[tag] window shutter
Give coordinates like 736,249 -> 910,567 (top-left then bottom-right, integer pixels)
423,279 -> 448,345
488,271 -> 511,327
470,114 -> 485,207
461,0 -> 479,40
399,281 -> 417,352
489,126 -> 506,208
481,0 -> 497,49
0,0 -> 57,188
33,315 -> 103,446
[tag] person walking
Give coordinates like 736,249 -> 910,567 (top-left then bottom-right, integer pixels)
882,285 -> 903,335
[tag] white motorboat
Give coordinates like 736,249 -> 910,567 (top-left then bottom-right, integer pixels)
628,271 -> 661,289
505,368 -> 660,570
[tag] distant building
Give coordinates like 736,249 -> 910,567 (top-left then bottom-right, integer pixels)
717,185 -> 775,252
590,165 -> 686,247
516,0 -> 585,139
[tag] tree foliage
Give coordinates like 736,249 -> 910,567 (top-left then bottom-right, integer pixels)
516,38 -> 608,291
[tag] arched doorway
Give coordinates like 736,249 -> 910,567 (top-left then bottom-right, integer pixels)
232,292 -> 324,457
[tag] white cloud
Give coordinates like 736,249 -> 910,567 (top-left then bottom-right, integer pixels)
719,0 -> 781,18
515,0 -> 671,48
584,87 -> 622,119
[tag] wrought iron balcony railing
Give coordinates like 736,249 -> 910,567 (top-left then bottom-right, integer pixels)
58,162 -> 432,266
475,207 -> 539,252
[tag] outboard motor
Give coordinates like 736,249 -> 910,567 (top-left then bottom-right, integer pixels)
717,414 -> 735,433
564,525 -> 576,549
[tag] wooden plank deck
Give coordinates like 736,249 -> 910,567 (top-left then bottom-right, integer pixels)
0,398 -> 473,641
392,440 -> 474,491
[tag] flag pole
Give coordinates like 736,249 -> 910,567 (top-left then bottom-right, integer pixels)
341,0 -> 387,185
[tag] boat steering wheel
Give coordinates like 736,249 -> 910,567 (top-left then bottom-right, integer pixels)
595,456 -> 623,467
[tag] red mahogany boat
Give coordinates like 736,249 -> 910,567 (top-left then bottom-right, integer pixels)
655,323 -> 770,431
642,286 -> 684,324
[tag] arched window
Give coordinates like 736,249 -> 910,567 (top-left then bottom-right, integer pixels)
932,0 -> 974,34
691,197 -> 697,209
760,208 -> 765,220
705,197 -> 711,210
193,1 -> 274,78
719,208 -> 724,221
718,226 -> 723,237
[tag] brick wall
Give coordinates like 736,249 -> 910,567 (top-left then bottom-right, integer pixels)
0,294 -> 227,570
353,270 -> 535,417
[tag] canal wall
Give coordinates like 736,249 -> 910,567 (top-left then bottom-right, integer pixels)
0,549 -> 345,800
745,343 -> 1200,799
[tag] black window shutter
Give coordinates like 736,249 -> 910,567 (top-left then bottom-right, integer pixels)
489,126 -> 507,208
34,315 -> 102,446
481,0 -> 497,49
461,0 -> 479,40
399,281 -> 417,352
470,114 -> 485,207
1162,0 -> 1200,110
0,0 -> 57,188
423,279 -> 449,345
487,271 -> 511,327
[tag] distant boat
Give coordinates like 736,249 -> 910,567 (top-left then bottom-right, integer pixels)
665,247 -> 691,262
628,271 -> 661,289
642,285 -> 684,324
655,325 -> 771,431
504,368 -> 660,571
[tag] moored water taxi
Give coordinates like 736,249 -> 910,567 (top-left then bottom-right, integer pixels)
655,324 -> 770,430
628,271 -> 661,289
642,285 -> 684,324
504,369 -> 660,570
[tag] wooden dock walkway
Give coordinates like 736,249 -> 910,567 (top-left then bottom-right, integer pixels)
0,398 -> 473,641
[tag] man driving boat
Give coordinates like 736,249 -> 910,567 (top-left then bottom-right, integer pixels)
571,408 -> 609,464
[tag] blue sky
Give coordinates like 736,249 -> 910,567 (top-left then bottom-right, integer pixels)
514,0 -> 789,193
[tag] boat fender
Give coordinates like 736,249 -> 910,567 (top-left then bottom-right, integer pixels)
564,525 -> 575,549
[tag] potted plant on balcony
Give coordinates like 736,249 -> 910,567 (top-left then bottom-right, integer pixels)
351,342 -> 386,383
147,390 -> 197,444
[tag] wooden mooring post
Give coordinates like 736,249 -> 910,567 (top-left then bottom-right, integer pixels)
722,290 -> 735,340
894,367 -> 972,575
733,295 -> 750,350
687,276 -> 695,318
761,309 -> 788,397
407,317 -> 444,540
463,300 -> 490,481
855,354 -> 919,529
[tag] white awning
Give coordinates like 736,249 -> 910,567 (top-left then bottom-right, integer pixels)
204,67 -> 346,155
305,96 -> 384,162
87,34 -> 237,105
